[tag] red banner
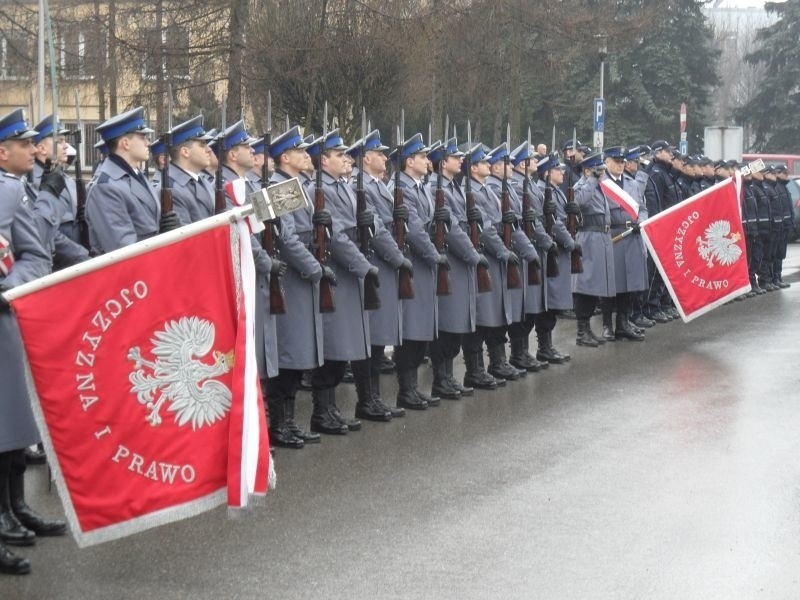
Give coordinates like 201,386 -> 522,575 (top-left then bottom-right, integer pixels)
10,222 -> 269,547
640,174 -> 751,321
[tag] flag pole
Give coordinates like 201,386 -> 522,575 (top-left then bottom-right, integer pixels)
5,205 -> 258,301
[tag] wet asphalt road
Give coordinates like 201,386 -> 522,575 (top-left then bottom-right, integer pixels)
5,246 -> 800,600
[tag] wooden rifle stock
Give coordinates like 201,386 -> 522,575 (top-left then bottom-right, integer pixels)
262,220 -> 286,314
314,187 -> 335,313
565,186 -> 583,274
500,182 -> 522,289
433,184 -> 451,296
393,182 -> 414,300
543,185 -> 560,278
466,188 -> 491,293
356,186 -> 381,310
520,183 -> 541,285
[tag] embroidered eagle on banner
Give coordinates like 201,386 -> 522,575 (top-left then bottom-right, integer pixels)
696,220 -> 743,268
127,317 -> 234,430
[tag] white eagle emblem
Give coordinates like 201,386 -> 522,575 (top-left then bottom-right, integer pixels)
127,317 -> 234,430
696,220 -> 743,268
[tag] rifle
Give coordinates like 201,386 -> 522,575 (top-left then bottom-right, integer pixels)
160,84 -> 174,215
262,91 -> 286,314
356,107 -> 380,310
521,127 -> 541,285
393,110 -> 414,300
214,99 -> 227,214
465,121 -> 491,293
432,114 -> 451,296
543,172 -> 560,278
501,124 -> 521,289
314,102 -> 335,313
72,91 -> 90,249
567,127 -> 583,273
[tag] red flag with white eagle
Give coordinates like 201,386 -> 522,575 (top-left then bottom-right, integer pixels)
640,173 -> 751,322
7,215 -> 270,547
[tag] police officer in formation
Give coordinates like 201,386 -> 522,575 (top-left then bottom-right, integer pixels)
0,109 -> 70,575
0,100 -> 795,576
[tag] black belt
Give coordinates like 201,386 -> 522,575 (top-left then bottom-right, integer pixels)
580,225 -> 610,233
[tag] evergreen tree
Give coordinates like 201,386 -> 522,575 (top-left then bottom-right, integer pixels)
740,0 -> 800,153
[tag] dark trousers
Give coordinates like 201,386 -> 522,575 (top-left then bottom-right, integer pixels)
462,327 -> 492,354
533,310 -> 557,335
394,340 -> 427,371
573,293 -> 598,320
0,449 -> 26,483
429,332 -> 462,364
266,369 -> 302,404
508,315 -> 535,342
311,360 -> 348,391
369,345 -> 385,378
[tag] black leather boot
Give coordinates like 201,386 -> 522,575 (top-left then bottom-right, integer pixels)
397,368 -> 427,410
615,313 -> 645,341
576,319 -> 599,348
8,469 -> 65,538
285,397 -> 320,444
487,342 -> 523,381
431,360 -> 461,400
463,351 -> 500,389
522,337 -> 548,370
537,331 -> 569,363
509,337 -> 542,372
601,311 -> 616,342
354,374 -> 392,421
310,389 -> 348,435
371,371 -> 405,418
267,393 -> 304,449
0,541 -> 30,575
0,463 -> 34,547
445,358 -> 473,396
412,368 -> 440,407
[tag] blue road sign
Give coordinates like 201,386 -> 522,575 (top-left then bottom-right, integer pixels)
593,98 -> 605,132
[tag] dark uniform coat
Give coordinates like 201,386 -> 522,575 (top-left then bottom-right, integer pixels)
389,172 -> 440,341
360,172 -> 406,346
486,174 -> 539,323
511,171 -> 552,314
270,170 -> 324,370
607,173 -> 647,293
86,155 -> 161,253
470,177 -> 513,327
572,174 -> 615,298
536,180 -> 575,311
162,163 -> 216,225
428,173 -> 480,334
318,171 -> 373,360
0,173 -> 53,452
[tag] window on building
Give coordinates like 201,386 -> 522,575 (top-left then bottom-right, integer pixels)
1,31 -> 29,80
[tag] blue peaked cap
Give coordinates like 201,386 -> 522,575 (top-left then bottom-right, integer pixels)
346,130 -> 389,158
32,114 -> 68,144
270,125 -> 307,159
96,107 -> 153,143
536,152 -> 566,177
0,109 -> 38,143
306,129 -> 348,158
579,152 -> 604,169
487,142 -> 509,165
510,141 -> 533,166
603,146 -> 627,160
170,115 -> 206,147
